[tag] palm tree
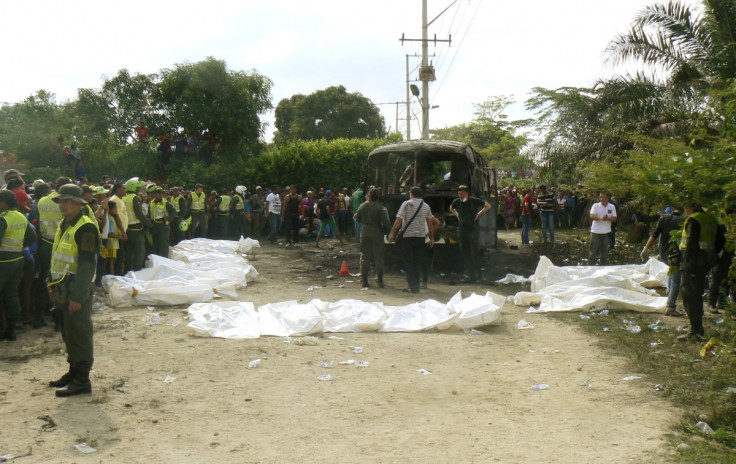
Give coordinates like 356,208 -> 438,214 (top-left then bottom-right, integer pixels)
605,0 -> 736,94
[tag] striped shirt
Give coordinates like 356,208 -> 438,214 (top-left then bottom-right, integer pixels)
396,198 -> 433,238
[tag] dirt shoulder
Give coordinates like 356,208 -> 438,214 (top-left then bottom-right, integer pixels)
0,233 -> 676,463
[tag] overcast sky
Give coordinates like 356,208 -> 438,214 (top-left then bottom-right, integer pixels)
1,0 -> 680,142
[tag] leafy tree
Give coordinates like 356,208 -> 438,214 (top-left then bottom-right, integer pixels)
157,57 -> 273,155
526,0 -> 736,184
273,85 -> 386,143
432,96 -> 529,171
606,0 -> 736,94
74,69 -> 164,145
0,90 -> 75,167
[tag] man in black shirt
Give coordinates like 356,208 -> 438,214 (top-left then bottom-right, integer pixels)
536,185 -> 556,243
641,206 -> 685,316
449,185 -> 491,283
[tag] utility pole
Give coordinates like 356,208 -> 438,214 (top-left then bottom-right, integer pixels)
405,55 -> 411,140
400,0 -> 453,140
420,0 -> 429,140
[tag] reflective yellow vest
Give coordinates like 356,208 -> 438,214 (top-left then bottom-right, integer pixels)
170,195 -> 182,214
233,195 -> 244,211
218,195 -> 232,213
50,214 -> 96,282
150,199 -> 169,223
680,212 -> 717,251
123,193 -> 141,226
0,210 -> 27,261
191,192 -> 206,212
37,192 -> 62,242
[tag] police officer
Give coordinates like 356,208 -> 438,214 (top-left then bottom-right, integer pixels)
354,188 -> 390,288
677,203 -> 724,342
123,177 -> 149,272
36,177 -> 74,331
187,184 -> 207,238
449,185 -> 492,283
149,187 -> 177,257
47,184 -> 99,396
168,187 -> 187,245
215,188 -> 232,239
231,186 -> 247,239
0,191 -> 36,341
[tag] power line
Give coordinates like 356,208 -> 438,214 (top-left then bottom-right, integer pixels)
432,0 -> 482,100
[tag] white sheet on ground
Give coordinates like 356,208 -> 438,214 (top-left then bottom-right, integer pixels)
495,273 -> 531,284
186,290 -> 504,339
103,238 -> 259,307
513,256 -> 668,312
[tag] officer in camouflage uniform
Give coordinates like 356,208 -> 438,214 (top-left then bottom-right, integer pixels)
47,184 -> 99,396
353,188 -> 390,288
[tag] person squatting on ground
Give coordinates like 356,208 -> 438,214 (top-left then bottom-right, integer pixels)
354,188 -> 390,288
641,206 -> 685,317
677,203 -> 723,342
449,185 -> 491,283
589,192 -> 617,265
389,186 -> 435,293
0,190 -> 37,341
47,184 -> 99,397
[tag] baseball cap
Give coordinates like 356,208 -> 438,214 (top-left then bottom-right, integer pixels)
14,189 -> 32,212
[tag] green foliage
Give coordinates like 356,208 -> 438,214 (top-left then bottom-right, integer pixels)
431,96 -> 530,171
0,57 -> 273,178
0,91 -> 73,167
581,134 -> 736,210
159,57 -> 273,152
273,86 -> 386,143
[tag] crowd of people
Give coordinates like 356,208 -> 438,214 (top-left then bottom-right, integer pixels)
1,167 -> 732,396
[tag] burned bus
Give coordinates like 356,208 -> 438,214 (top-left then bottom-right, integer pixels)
364,140 -> 498,251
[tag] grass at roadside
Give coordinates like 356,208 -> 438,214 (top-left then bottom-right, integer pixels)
553,306 -> 736,462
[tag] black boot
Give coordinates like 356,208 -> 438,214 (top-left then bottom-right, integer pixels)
52,307 -> 63,332
33,310 -> 48,329
49,367 -> 75,388
376,273 -> 385,288
0,318 -> 17,342
361,277 -> 369,288
55,370 -> 92,397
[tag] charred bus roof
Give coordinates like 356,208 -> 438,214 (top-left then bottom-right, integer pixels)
366,140 -> 496,196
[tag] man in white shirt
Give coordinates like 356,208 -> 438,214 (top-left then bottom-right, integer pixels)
265,185 -> 282,243
389,186 -> 435,293
589,192 -> 617,265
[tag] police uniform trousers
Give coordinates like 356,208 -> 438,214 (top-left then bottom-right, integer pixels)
151,223 -> 170,258
125,225 -> 146,273
0,259 -> 24,333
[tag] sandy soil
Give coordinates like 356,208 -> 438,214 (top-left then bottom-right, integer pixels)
0,231 -> 677,463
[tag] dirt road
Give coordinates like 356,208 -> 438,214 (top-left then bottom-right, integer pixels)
0,233 -> 675,463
